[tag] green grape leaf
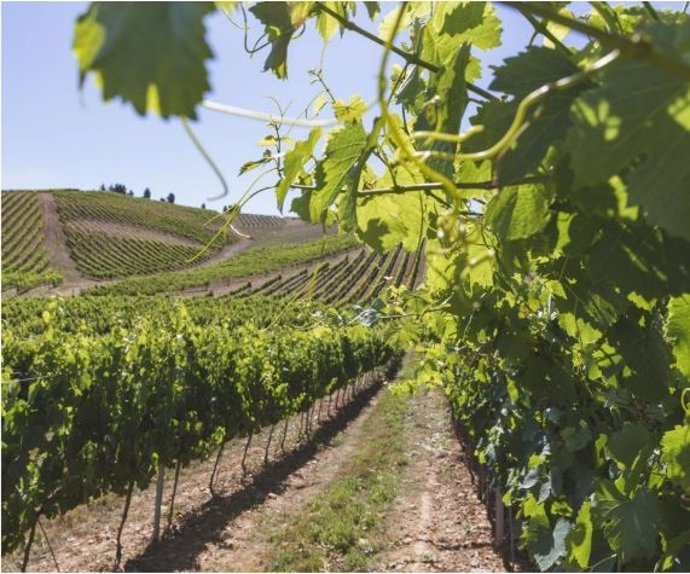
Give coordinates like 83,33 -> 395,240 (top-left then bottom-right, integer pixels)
593,480 -> 661,561
543,7 -> 574,49
249,2 -> 296,79
500,93 -> 581,185
357,193 -> 428,253
561,424 -> 592,452
379,5 -> 413,42
522,496 -> 571,570
567,23 -> 690,239
485,185 -> 550,241
414,44 -> 470,178
355,163 -> 437,252
364,2 -> 379,20
662,425 -> 690,492
606,422 -> 650,469
310,123 -> 368,223
239,154 -> 272,175
566,501 -> 593,568
333,95 -> 368,123
290,188 -> 312,221
491,46 -> 579,99
667,294 -> 690,379
482,47 -> 584,184
417,3 -> 493,78
435,2 -> 502,51
316,2 -> 343,42
276,127 -> 322,212
73,2 -> 215,119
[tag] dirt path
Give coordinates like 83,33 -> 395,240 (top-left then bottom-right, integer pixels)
378,387 -> 513,572
192,385 -> 385,572
36,192 -> 82,284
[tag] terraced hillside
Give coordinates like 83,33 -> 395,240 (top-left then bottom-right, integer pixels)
1,191 -> 61,291
54,191 -> 239,279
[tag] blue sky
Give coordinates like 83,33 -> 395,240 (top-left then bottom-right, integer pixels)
0,2 -> 678,215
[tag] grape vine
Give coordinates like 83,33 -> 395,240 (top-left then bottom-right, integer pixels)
10,2 -> 690,571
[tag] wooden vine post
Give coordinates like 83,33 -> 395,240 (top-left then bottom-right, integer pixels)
151,464 -> 165,543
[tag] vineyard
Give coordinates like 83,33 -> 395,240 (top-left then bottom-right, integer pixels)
1,191 -> 61,291
86,233 -> 360,296
229,240 -> 426,305
55,191 -> 236,279
1,294 -> 401,562
1,189 -> 334,288
3,1 -> 690,573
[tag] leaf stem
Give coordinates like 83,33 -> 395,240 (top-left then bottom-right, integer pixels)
642,1 -> 660,21
515,7 -> 572,55
316,3 -> 498,102
457,48 -> 622,162
291,175 -> 548,195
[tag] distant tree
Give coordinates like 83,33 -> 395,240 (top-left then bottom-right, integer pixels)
201,203 -> 206,209
160,197 -> 165,202
99,184 -> 106,191
127,190 -> 134,196
143,187 -> 151,199
167,193 -> 175,204
108,183 -> 127,194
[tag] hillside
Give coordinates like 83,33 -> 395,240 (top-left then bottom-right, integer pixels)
1,191 -> 61,290
0,189 -> 332,292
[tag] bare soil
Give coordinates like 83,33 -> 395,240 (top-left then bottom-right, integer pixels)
377,387 -> 524,572
36,193 -> 82,284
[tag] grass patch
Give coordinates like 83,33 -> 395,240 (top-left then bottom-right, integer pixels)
266,388 -> 411,572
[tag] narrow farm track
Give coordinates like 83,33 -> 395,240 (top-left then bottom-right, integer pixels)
378,388 -> 517,572
172,384 -> 387,573
36,192 -> 82,284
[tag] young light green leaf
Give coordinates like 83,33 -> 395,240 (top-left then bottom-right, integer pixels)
73,2 -> 215,119
543,7 -> 574,49
333,95 -> 368,124
276,127 -> 322,212
310,123 -> 368,222
316,2 -> 343,42
666,294 -> 690,379
436,2 -> 502,51
661,425 -> 690,492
